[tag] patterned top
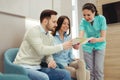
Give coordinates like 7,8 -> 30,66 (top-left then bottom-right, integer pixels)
14,25 -> 62,66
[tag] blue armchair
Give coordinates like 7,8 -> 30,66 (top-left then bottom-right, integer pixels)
4,48 -> 28,76
3,48 -> 66,80
0,72 -> 30,80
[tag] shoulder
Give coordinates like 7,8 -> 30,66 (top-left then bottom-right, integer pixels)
81,18 -> 86,22
95,15 -> 107,24
96,15 -> 106,20
80,18 -> 88,25
28,25 -> 40,32
25,25 -> 41,37
67,35 -> 71,40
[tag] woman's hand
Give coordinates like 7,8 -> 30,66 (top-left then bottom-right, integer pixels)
89,38 -> 98,43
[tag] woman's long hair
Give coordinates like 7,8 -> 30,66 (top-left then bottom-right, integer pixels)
52,16 -> 71,36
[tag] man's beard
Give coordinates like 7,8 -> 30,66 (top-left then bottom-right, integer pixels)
46,23 -> 55,32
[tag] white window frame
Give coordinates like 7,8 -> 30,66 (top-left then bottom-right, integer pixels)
72,0 -> 80,58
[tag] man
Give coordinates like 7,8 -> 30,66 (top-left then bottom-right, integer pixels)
14,9 -> 73,80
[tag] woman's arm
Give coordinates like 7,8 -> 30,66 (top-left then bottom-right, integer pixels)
89,30 -> 106,43
79,30 -> 84,38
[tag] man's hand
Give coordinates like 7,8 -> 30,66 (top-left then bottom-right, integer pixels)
73,58 -> 80,61
48,60 -> 56,69
73,43 -> 80,50
62,40 -> 73,50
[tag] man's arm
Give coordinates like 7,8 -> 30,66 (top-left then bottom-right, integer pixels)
26,27 -> 72,56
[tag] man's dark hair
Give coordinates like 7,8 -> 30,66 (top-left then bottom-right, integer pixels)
40,9 -> 57,23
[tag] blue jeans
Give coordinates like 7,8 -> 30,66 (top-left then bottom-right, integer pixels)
26,68 -> 71,80
26,68 -> 49,80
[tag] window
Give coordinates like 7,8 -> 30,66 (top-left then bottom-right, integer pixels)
72,0 -> 79,58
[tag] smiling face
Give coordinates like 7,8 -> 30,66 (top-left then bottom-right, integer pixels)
60,18 -> 70,33
52,16 -> 71,36
83,9 -> 95,22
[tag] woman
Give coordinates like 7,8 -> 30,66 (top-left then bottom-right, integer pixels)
52,16 -> 90,80
79,3 -> 107,80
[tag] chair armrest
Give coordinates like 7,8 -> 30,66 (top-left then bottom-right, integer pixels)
1,74 -> 30,80
4,59 -> 27,75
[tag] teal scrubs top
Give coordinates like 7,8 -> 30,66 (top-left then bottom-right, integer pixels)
79,15 -> 107,54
